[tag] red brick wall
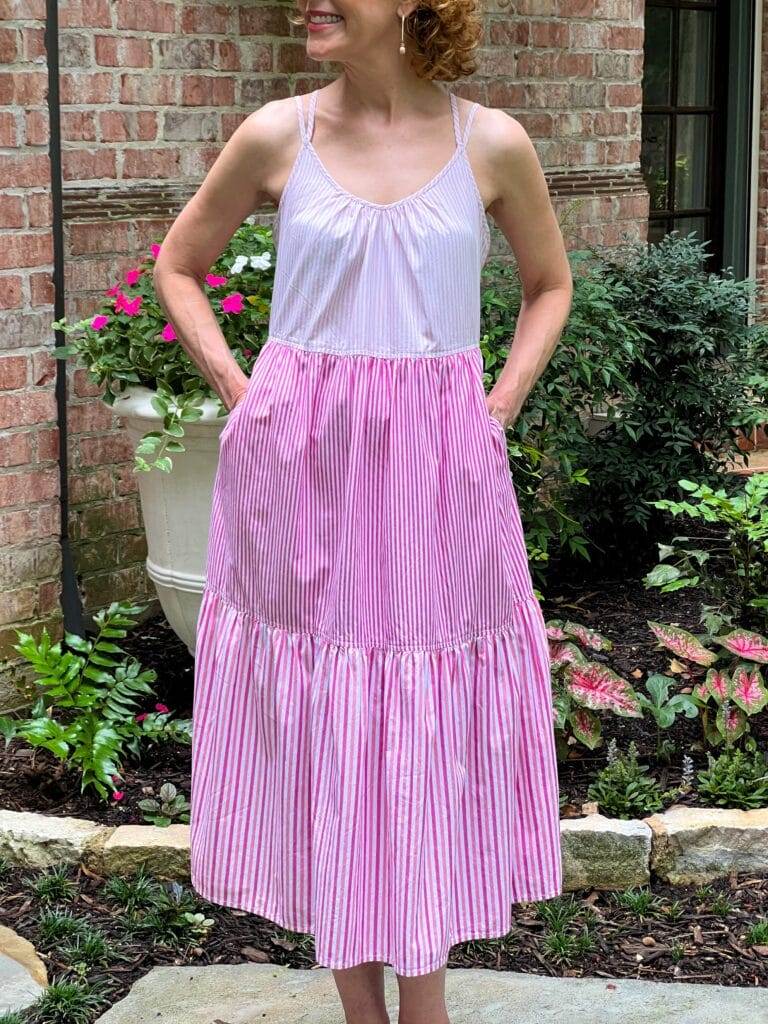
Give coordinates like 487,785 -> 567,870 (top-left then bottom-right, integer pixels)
0,0 -> 63,699
2,1 -> 651,693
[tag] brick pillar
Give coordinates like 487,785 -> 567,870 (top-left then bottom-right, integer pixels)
0,0 -> 62,707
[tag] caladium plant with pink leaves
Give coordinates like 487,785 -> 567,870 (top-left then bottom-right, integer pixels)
547,618 -> 642,759
649,619 -> 768,748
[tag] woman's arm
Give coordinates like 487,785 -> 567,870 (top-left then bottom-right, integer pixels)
152,100 -> 294,411
475,110 -> 574,428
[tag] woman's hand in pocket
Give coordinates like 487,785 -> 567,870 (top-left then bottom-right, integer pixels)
225,376 -> 250,413
486,396 -> 513,431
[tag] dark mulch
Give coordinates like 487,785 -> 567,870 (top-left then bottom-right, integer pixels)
1,860 -> 765,1018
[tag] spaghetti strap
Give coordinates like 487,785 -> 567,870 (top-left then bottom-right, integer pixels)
460,101 -> 480,149
294,90 -> 319,144
294,93 -> 307,143
449,92 -> 461,149
306,90 -> 318,144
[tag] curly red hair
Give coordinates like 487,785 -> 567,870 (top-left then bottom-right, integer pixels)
287,2 -> 482,81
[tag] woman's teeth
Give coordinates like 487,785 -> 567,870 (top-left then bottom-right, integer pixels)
310,14 -> 343,24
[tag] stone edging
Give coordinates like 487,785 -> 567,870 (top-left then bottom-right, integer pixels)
2,804 -> 767,891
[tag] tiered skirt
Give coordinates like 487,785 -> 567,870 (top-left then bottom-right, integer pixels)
189,338 -> 563,976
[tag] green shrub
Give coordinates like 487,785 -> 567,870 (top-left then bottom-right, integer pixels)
568,232 -> 768,562
586,739 -> 681,818
644,473 -> 768,633
480,248 -> 647,577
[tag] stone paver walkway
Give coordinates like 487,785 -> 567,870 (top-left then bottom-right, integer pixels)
95,962 -> 768,1023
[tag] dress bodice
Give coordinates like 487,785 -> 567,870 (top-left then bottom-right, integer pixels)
267,88 -> 491,358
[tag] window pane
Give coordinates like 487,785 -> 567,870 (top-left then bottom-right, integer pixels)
678,9 -> 714,107
673,216 -> 711,246
641,114 -> 671,211
643,7 -> 673,106
675,115 -> 709,210
647,218 -> 669,245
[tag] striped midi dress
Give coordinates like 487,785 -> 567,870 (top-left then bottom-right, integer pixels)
189,86 -> 563,977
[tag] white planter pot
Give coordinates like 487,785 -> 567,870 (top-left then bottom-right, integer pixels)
110,385 -> 229,655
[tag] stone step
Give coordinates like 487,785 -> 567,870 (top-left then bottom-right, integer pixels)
95,962 -> 768,1023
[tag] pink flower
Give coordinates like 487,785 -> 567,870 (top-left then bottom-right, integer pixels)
221,292 -> 244,314
135,712 -> 148,722
115,293 -> 142,316
124,267 -> 141,286
112,790 -> 125,801
106,283 -> 122,297
150,243 -> 162,259
243,348 -> 253,358
155,702 -> 169,713
206,274 -> 228,288
161,322 -> 177,342
91,314 -> 109,331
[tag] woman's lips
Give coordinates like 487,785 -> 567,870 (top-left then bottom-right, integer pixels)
307,15 -> 344,32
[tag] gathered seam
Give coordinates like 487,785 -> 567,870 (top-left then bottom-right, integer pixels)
202,585 -> 538,653
265,334 -> 480,360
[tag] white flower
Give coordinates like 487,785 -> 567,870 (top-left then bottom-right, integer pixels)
229,255 -> 248,274
250,252 -> 272,271
244,214 -> 256,225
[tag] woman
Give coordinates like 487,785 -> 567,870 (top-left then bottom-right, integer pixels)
154,2 -> 573,1021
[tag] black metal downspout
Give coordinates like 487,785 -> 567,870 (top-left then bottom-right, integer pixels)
45,0 -> 85,636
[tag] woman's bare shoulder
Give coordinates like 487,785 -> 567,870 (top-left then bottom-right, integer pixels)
467,103 -> 546,211
225,96 -> 303,206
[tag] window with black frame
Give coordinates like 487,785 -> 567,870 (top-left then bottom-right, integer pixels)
640,0 -> 728,268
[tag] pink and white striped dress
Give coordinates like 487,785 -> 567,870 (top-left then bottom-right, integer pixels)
190,86 -> 562,977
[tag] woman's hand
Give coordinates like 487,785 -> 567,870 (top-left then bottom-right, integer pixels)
486,393 -> 516,431
226,379 -> 250,413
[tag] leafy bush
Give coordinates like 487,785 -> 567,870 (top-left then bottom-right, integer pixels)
568,232 -> 768,562
480,249 -> 647,577
644,473 -> 768,633
696,738 -> 768,809
52,219 -> 275,472
481,232 -> 768,577
586,738 -> 685,818
0,601 -> 190,800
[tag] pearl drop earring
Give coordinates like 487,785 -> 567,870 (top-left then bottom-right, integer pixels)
399,13 -> 406,54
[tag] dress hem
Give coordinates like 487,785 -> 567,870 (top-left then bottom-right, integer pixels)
189,868 -> 564,977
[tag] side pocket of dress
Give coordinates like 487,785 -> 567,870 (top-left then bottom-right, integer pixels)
487,411 -> 512,475
218,375 -> 253,447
